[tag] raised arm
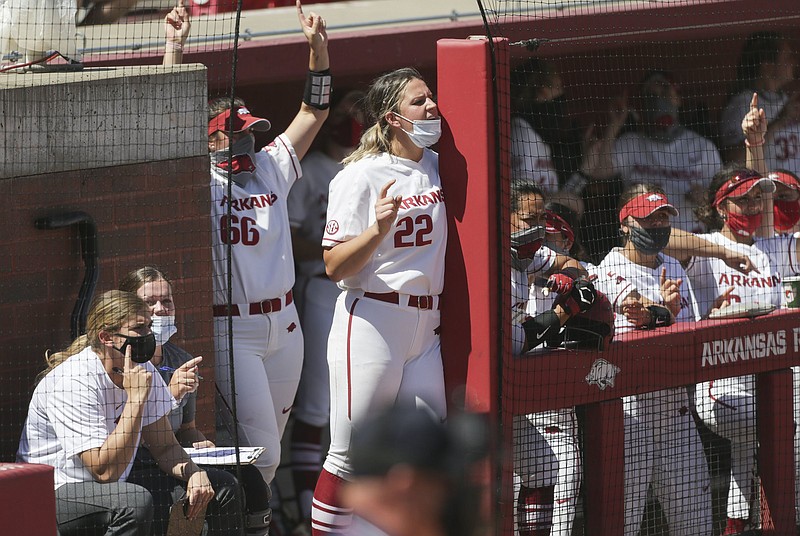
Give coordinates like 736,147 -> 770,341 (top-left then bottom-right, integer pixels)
283,0 -> 331,161
162,0 -> 190,67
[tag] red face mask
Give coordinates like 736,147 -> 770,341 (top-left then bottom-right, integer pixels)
727,211 -> 762,237
774,199 -> 800,233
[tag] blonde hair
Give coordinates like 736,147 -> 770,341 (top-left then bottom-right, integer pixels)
343,67 -> 424,165
39,290 -> 149,381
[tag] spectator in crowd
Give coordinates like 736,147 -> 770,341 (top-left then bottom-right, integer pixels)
311,67 -> 446,535
719,31 -> 799,173
286,88 -> 365,534
342,405 -> 489,536
77,0 -> 138,26
596,184 -> 713,536
770,169 -> 800,234
208,0 -> 329,519
592,70 -> 722,233
120,266 -> 273,536
17,290 -> 243,536
162,0 -> 190,67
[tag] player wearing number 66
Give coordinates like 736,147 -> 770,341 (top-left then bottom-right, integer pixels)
207,0 -> 331,516
312,67 -> 447,536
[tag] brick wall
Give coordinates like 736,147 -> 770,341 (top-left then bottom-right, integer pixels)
0,156 -> 214,460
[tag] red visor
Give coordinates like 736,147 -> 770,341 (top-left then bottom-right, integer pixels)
619,192 -> 678,223
545,211 -> 575,244
208,106 -> 271,136
713,169 -> 775,207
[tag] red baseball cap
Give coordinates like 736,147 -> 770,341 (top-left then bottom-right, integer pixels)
713,169 -> 775,207
619,192 -> 678,223
208,106 -> 271,136
769,170 -> 800,191
545,210 -> 575,243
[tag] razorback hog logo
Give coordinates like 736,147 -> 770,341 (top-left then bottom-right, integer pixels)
585,358 -> 620,390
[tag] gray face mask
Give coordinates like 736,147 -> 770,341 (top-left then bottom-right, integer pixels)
210,133 -> 256,164
628,224 -> 672,255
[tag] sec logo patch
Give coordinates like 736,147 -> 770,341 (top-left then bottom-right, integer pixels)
325,220 -> 339,235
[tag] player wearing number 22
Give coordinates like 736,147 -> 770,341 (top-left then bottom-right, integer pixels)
311,67 -> 447,536
207,0 -> 331,502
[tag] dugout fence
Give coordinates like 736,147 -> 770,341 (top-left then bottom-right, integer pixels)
437,2 -> 800,535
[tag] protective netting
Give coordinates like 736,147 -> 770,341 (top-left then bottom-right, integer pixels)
485,0 -> 800,534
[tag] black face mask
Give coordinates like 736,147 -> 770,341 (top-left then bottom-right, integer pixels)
114,332 -> 157,363
628,225 -> 672,256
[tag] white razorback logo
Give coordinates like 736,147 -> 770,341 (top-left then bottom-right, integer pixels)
647,194 -> 663,202
238,107 -> 251,116
585,358 -> 620,390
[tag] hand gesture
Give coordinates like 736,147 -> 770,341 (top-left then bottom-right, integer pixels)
375,180 -> 402,236
123,348 -> 152,404
192,439 -> 216,449
620,293 -> 649,328
297,0 -> 327,54
709,286 -> 735,317
185,470 -> 215,520
169,356 -> 203,402
165,0 -> 191,46
720,248 -> 758,275
546,271 -> 575,295
741,93 -> 767,145
659,267 -> 683,318
579,125 -> 615,180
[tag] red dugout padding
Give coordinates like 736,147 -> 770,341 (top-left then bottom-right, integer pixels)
0,463 -> 56,535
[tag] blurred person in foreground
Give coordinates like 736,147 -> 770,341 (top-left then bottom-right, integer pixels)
342,405 -> 489,536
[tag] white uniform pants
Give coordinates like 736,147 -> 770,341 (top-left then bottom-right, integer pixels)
214,304 -> 304,485
624,390 -> 712,536
322,290 -> 446,478
695,376 -> 757,521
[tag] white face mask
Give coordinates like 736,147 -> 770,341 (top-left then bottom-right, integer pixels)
151,315 -> 178,346
395,113 -> 442,148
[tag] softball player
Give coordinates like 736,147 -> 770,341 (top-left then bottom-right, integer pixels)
596,185 -> 712,536
611,71 -> 722,232
287,89 -> 365,528
719,32 -> 798,174
310,67 -> 447,536
209,0 -> 330,495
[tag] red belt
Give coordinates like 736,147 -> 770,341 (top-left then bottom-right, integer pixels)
213,290 -> 293,317
363,291 -> 439,311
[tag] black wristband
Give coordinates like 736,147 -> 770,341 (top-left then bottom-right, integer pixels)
646,305 -> 674,329
303,69 -> 332,110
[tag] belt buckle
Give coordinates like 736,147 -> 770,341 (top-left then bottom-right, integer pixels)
256,300 -> 274,314
417,295 -> 432,310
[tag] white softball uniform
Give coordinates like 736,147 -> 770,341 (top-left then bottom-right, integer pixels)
288,150 -> 344,428
17,347 -> 172,489
597,249 -> 712,536
211,134 -> 305,485
721,90 -> 800,176
511,116 -> 560,193
320,150 -> 447,479
612,129 -> 722,232
513,246 -> 581,536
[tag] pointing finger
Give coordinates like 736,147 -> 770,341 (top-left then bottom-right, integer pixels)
660,267 -> 666,286
750,92 -> 758,110
379,180 -> 396,199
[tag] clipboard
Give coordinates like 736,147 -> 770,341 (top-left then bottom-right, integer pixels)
166,498 -> 206,536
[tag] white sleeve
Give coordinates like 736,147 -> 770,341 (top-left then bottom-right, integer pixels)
48,376 -> 109,459
322,167 -> 372,248
261,134 -> 302,188
510,117 -> 559,192
756,234 -> 800,277
525,245 -> 557,276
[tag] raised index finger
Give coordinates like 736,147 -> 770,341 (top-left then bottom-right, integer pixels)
296,0 -> 307,25
750,92 -> 758,110
379,180 -> 396,199
178,356 -> 203,370
660,267 -> 667,286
